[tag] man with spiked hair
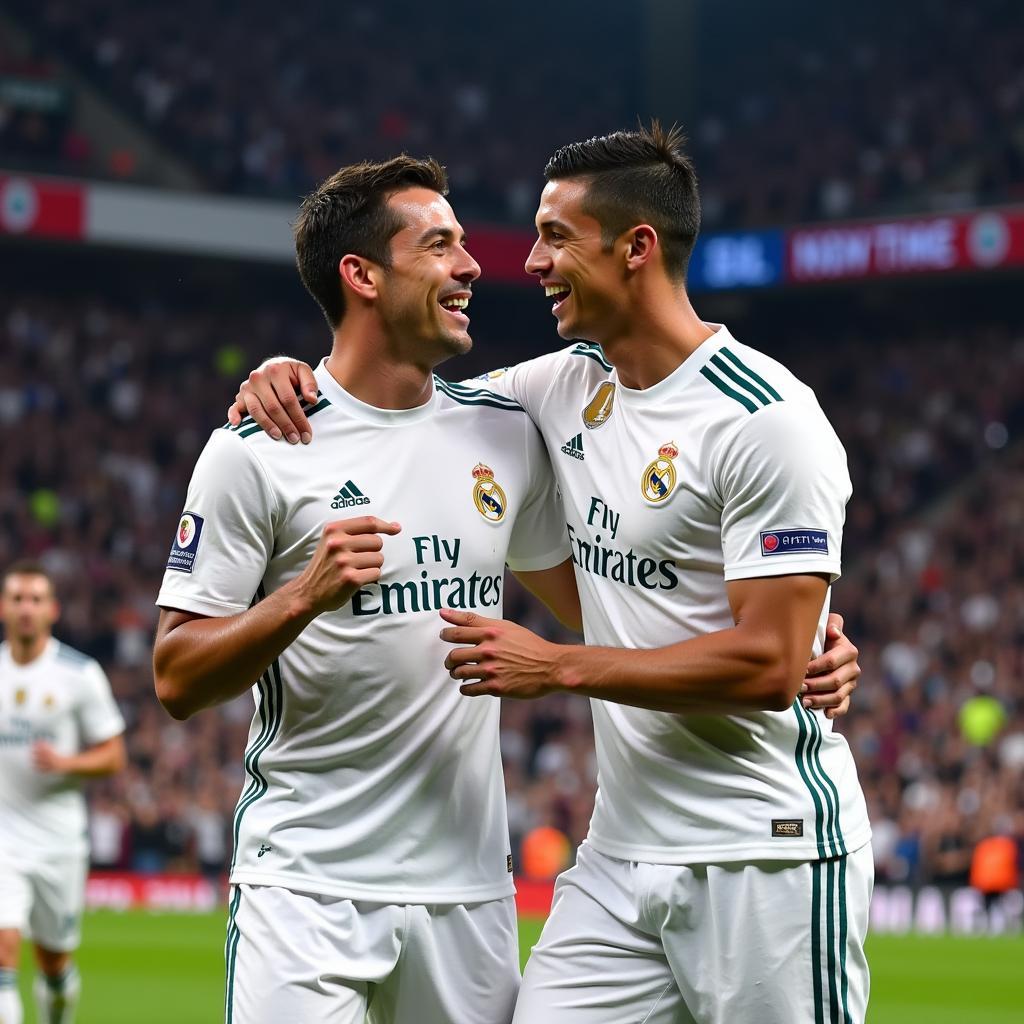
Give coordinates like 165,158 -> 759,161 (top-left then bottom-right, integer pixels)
233,124 -> 871,1024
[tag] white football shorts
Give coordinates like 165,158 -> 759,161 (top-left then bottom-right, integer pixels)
224,884 -> 520,1024
0,851 -> 88,952
514,840 -> 873,1024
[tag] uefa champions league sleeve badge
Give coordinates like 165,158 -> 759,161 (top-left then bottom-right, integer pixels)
471,463 -> 507,523
641,442 -> 680,504
166,512 -> 205,572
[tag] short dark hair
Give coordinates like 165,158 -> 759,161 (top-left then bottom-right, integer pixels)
544,122 -> 700,281
2,560 -> 53,590
294,155 -> 449,328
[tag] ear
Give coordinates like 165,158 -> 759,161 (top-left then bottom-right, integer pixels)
339,255 -> 381,301
624,225 -> 658,271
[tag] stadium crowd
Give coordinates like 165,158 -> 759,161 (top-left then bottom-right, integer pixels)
6,0 -> 1023,226
0,289 -> 1021,889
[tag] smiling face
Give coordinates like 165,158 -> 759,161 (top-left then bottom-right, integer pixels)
525,179 -> 628,345
1,572 -> 58,647
376,187 -> 481,362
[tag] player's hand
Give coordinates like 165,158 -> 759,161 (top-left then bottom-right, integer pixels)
801,612 -> 859,719
32,742 -> 69,773
439,609 -> 560,699
226,356 -> 319,444
295,517 -> 401,615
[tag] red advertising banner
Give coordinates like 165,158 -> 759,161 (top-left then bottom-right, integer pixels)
86,872 -> 221,913
85,871 -> 556,915
0,174 -> 85,239
786,208 -> 1024,283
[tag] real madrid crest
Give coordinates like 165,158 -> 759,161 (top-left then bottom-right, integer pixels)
641,441 -> 679,503
582,381 -> 615,429
472,463 -> 507,522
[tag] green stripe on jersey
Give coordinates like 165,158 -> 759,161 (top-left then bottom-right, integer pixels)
793,701 -> 829,859
719,346 -> 783,401
709,353 -> 775,407
812,861 -> 825,1024
435,378 -> 524,412
699,366 -> 758,413
838,856 -> 851,1023
230,658 -> 284,871
224,885 -> 242,1023
233,395 -> 331,439
803,705 -> 846,857
569,342 -> 613,371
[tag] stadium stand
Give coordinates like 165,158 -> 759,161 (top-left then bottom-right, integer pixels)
6,1 -> 1022,224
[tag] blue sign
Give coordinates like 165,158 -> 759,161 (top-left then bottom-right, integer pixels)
688,230 -> 784,292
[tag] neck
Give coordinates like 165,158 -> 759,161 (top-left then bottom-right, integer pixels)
8,633 -> 49,666
326,322 -> 436,410
597,282 -> 714,391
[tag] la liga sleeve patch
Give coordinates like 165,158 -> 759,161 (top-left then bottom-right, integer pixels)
760,528 -> 828,556
166,512 -> 205,573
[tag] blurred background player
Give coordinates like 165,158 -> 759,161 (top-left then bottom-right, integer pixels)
0,562 -> 126,1024
152,157 -> 579,1024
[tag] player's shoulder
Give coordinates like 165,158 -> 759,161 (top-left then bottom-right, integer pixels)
219,391 -> 333,447
53,641 -> 104,679
694,331 -> 818,425
433,375 -> 529,414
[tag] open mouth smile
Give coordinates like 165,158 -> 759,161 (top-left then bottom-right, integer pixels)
439,294 -> 471,323
544,283 -> 572,313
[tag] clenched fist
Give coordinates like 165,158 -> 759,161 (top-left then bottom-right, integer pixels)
295,516 -> 401,614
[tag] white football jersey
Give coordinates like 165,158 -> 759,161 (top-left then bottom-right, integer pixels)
157,361 -> 570,903
484,324 -> 871,863
0,639 -> 125,858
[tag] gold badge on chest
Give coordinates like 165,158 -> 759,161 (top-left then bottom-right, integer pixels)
641,441 -> 679,503
582,381 -> 615,429
472,463 -> 507,522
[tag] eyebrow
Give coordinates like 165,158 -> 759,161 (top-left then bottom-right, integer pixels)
538,219 -> 572,234
416,227 -> 467,246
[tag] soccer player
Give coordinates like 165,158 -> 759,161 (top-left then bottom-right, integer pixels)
231,127 -> 871,1024
0,561 -> 126,1024
152,157 -> 580,1024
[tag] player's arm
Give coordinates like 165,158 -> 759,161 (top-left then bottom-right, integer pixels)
33,734 -> 126,777
224,352 -> 558,441
441,572 -> 827,713
512,558 -> 582,633
154,516 -> 400,720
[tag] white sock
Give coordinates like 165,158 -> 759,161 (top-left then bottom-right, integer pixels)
33,964 -> 80,1024
0,967 -> 23,1024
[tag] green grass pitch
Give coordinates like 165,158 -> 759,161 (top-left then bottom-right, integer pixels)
16,910 -> 1023,1022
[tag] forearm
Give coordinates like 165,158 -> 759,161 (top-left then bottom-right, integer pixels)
154,582 -> 316,720
551,625 -> 804,714
63,739 -> 125,777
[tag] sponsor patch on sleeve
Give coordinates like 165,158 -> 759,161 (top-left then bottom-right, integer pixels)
760,528 -> 828,557
166,512 -> 205,573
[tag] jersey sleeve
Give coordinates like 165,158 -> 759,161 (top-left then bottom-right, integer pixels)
716,401 -> 850,582
505,419 -> 571,572
156,429 -> 279,617
461,351 -> 564,424
76,660 -> 125,746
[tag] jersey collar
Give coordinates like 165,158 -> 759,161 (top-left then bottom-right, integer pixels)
314,359 -> 440,426
613,323 -> 733,406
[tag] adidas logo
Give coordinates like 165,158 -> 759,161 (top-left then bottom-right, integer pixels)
331,480 -> 371,509
560,433 -> 585,461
